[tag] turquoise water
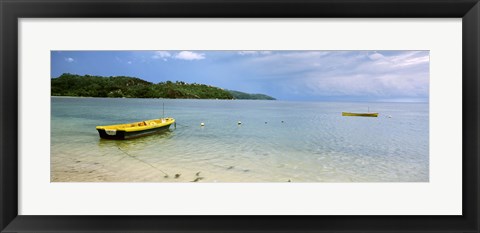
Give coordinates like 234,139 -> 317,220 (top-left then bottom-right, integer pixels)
51,97 -> 429,182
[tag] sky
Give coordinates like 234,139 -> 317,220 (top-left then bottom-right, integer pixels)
51,50 -> 429,102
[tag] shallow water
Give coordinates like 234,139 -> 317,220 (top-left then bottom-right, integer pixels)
51,97 -> 429,182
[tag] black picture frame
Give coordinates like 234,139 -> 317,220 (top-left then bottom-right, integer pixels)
1,0 -> 479,232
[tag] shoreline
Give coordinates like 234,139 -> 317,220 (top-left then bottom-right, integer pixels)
50,96 -> 429,104
50,95 -> 276,101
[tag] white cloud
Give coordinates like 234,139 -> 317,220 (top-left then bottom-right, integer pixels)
238,51 -> 258,55
368,52 -> 384,60
238,51 -> 272,56
152,51 -> 172,60
307,52 -> 429,98
174,51 -> 205,60
391,52 -> 429,67
239,51 -> 429,99
127,61 -> 132,64
65,57 -> 75,63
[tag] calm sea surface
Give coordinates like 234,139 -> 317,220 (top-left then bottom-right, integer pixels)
51,97 -> 429,182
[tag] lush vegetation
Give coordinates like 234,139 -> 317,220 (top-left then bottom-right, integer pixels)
51,73 -> 275,100
227,90 -> 276,100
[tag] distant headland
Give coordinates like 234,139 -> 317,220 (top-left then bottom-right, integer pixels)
51,73 -> 276,100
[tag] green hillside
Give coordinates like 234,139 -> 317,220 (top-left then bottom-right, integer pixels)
51,73 -> 275,100
227,90 -> 276,100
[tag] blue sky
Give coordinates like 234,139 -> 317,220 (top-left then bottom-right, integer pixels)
51,50 -> 429,102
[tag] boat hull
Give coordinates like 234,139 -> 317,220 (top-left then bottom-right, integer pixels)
96,118 -> 175,140
342,112 -> 378,117
97,124 -> 172,140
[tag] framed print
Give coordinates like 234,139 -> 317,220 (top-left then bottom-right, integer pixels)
1,0 -> 479,232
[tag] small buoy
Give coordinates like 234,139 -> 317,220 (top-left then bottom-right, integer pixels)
237,121 -> 242,125
281,121 -> 284,123
265,122 -> 267,124
200,122 -> 205,126
387,115 -> 392,118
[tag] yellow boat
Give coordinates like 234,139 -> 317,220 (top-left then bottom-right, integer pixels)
96,118 -> 175,140
342,112 -> 379,117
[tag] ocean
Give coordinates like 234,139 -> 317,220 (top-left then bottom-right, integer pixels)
51,97 -> 429,182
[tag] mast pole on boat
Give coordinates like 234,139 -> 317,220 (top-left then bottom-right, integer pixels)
163,102 -> 165,118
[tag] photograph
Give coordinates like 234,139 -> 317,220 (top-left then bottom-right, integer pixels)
3,0 -> 477,231
50,50 -> 429,182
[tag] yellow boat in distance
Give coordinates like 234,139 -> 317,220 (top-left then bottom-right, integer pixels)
342,112 -> 379,117
96,117 -> 175,140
